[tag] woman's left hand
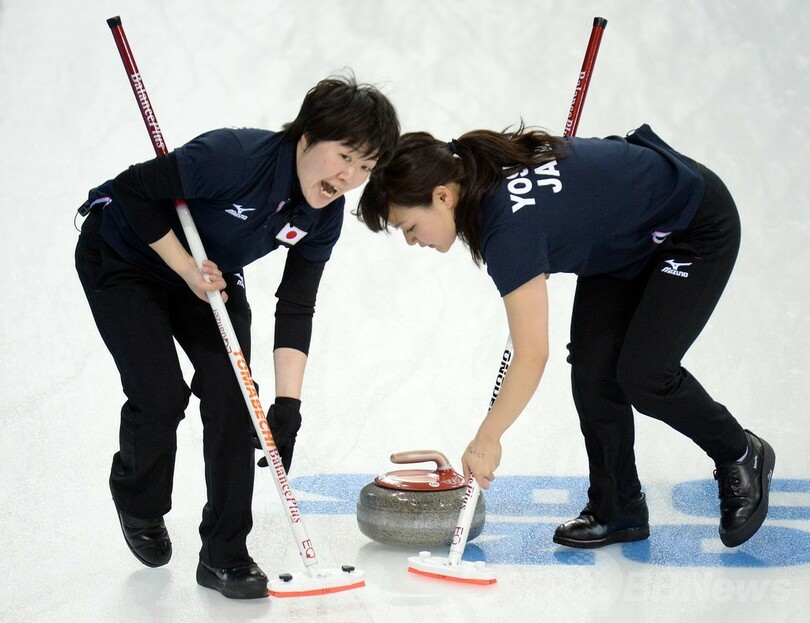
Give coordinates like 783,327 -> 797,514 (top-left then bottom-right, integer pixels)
461,435 -> 502,490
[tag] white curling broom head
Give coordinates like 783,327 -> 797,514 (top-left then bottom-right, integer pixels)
407,551 -> 496,585
268,565 -> 366,598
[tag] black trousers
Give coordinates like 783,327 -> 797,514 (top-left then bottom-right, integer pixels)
566,163 -> 748,521
75,210 -> 256,567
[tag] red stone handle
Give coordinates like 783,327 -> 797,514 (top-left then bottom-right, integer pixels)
389,450 -> 452,471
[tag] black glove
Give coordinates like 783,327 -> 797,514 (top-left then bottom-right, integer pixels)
253,397 -> 302,473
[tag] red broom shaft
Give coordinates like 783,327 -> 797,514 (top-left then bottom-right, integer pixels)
107,16 -> 170,156
564,16 -> 607,137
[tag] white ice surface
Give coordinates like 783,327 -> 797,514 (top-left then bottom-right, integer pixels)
1,1 -> 809,621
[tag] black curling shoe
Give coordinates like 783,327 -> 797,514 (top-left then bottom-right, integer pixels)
196,560 -> 269,599
553,493 -> 650,549
714,429 -> 775,547
114,507 -> 172,568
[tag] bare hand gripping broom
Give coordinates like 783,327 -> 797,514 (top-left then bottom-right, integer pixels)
106,15 -> 365,598
407,16 -> 608,585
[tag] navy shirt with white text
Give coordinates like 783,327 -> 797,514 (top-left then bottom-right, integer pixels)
479,125 -> 705,296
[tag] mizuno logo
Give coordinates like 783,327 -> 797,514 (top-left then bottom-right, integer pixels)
662,259 -> 692,278
225,204 -> 257,220
235,272 -> 245,288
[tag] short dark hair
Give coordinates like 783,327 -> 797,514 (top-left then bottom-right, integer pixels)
283,73 -> 400,167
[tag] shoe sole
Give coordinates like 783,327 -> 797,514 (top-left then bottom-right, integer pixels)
719,433 -> 775,547
553,524 -> 650,549
196,564 -> 269,599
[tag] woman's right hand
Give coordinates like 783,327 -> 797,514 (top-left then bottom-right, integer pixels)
149,231 -> 229,303
461,434 -> 502,490
181,257 -> 228,303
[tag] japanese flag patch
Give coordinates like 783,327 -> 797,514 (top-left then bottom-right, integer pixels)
276,223 -> 308,245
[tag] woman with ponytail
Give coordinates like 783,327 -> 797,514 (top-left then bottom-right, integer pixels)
357,123 -> 774,551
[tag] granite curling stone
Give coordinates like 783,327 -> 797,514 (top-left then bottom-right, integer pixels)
356,450 -> 486,547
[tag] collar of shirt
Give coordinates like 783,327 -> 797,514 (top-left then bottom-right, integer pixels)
268,137 -> 326,232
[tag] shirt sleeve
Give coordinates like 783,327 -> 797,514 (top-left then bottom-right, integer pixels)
173,129 -> 247,199
293,199 -> 345,263
274,250 -> 327,355
110,152 -> 184,244
485,223 -> 550,297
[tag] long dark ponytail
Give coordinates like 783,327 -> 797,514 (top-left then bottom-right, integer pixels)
357,122 -> 568,263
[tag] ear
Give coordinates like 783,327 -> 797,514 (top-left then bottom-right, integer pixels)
433,185 -> 457,211
299,133 -> 311,152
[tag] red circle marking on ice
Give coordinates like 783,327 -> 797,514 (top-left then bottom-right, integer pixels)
286,231 -> 297,240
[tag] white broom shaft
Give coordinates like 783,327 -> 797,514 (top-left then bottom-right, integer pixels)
177,203 -> 320,573
177,193 -> 321,576
448,336 -> 512,567
448,477 -> 482,565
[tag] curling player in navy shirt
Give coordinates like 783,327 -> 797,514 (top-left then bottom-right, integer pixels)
356,123 -> 774,552
75,75 -> 399,599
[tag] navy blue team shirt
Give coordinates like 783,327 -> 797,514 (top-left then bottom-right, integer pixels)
94,128 -> 344,284
479,124 -> 705,296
